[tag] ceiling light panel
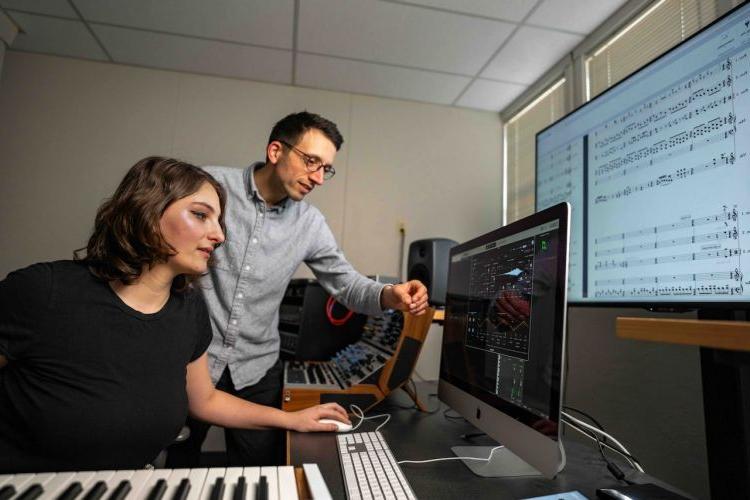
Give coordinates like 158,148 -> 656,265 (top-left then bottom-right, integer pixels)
299,0 -> 515,76
455,78 -> 526,111
401,0 -> 535,22
9,12 -> 107,61
528,0 -> 627,34
93,24 -> 292,84
297,53 -> 471,105
75,0 -> 294,49
0,0 -> 77,18
481,26 -> 582,84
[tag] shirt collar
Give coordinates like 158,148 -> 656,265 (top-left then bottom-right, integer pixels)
245,162 -> 289,213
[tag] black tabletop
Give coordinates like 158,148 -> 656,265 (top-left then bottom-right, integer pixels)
288,382 -> 643,500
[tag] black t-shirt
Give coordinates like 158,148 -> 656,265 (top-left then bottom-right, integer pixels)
0,261 -> 212,473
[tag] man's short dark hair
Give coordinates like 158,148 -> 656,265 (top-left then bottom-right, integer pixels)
268,111 -> 344,151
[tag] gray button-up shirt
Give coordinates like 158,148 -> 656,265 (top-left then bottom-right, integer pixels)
200,163 -> 385,389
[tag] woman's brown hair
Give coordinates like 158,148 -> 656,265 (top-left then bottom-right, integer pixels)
76,156 -> 227,290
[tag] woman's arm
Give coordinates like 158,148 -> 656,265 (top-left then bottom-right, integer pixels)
186,353 -> 350,432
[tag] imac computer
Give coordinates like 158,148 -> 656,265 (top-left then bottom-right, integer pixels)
438,202 -> 570,478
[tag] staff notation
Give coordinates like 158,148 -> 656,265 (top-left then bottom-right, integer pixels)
594,268 -> 744,286
594,227 -> 739,257
593,149 -> 736,204
595,206 -> 740,244
595,111 -> 736,162
599,56 -> 735,133
594,247 -> 741,270
593,282 -> 745,298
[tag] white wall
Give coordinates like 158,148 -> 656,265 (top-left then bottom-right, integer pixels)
0,51 -> 501,383
0,52 -> 502,282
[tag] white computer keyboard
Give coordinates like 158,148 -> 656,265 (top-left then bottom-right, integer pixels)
336,432 -> 417,500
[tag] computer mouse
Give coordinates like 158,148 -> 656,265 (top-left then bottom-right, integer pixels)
318,418 -> 353,432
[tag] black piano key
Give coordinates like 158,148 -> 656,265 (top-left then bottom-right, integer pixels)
232,477 -> 246,500
0,485 -> 15,500
82,481 -> 107,500
254,477 -> 267,500
57,482 -> 83,500
146,479 -> 167,500
209,477 -> 225,500
107,480 -> 131,500
171,479 -> 190,500
17,483 -> 44,500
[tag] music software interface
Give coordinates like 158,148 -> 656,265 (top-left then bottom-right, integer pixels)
442,220 -> 561,421
536,6 -> 750,302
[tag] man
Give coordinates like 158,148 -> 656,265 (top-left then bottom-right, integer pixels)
169,112 -> 428,466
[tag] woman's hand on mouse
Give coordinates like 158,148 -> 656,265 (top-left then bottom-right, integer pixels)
285,402 -> 351,432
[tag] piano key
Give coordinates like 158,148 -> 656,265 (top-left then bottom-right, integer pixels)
253,477 -> 266,500
0,485 -> 15,500
183,470 -> 208,500
198,469 -> 225,500
81,481 -> 107,500
258,468 -> 277,500
0,475 -> 14,489
275,467 -> 297,500
136,471 -> 170,500
127,470 -> 155,500
17,483 -> 44,500
146,479 -> 167,500
80,472 -> 113,500
240,469 -> 259,500
221,469 -> 243,494
162,470 -> 189,500
5,473 -> 36,496
301,465 -> 332,500
107,480 -> 131,500
38,472 -> 76,500
171,478 -> 190,500
57,481 -> 84,500
103,472 -> 133,494
208,477 -> 224,500
232,477 -> 245,500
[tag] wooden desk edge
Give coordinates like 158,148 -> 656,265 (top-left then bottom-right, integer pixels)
616,317 -> 750,351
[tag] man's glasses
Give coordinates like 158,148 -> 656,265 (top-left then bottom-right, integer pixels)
279,140 -> 336,180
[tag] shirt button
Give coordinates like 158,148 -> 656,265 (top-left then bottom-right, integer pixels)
231,319 -> 237,325
244,265 -> 251,271
237,292 -> 244,299
252,237 -> 258,244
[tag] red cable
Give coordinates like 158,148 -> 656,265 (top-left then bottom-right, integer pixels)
326,295 -> 354,326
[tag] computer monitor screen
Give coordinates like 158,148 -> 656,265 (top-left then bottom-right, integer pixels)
439,202 -> 569,478
536,3 -> 750,305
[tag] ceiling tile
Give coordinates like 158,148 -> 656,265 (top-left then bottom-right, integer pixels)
402,0 -> 534,22
528,0 -> 626,34
1,0 -> 77,18
455,78 -> 526,111
298,0 -> 515,76
296,53 -> 471,105
481,26 -> 582,84
9,12 -> 107,60
75,0 -> 294,49
92,25 -> 291,84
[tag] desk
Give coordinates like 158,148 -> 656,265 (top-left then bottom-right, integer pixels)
287,382 -> 661,499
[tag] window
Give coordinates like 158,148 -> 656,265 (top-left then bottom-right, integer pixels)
586,0 -> 718,100
503,79 -> 567,224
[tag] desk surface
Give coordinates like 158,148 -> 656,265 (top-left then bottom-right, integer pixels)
288,382 -> 634,499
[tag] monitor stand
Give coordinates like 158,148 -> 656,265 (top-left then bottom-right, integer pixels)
451,446 -> 541,477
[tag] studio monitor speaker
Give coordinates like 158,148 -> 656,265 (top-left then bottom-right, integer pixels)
406,238 -> 457,306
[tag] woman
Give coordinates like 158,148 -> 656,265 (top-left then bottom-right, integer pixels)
0,157 -> 348,473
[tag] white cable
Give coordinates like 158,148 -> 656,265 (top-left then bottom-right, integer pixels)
562,418 -> 639,471
397,445 -> 505,465
561,415 -> 644,473
349,404 -> 391,432
561,411 -> 642,472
